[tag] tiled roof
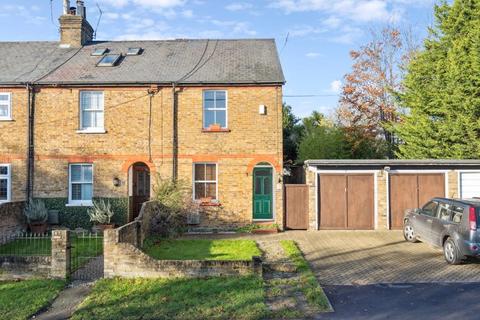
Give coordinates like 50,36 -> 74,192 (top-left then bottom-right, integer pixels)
0,39 -> 285,85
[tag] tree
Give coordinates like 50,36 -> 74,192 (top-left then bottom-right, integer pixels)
337,26 -> 417,158
283,103 -> 304,164
395,0 -> 480,159
297,112 -> 350,162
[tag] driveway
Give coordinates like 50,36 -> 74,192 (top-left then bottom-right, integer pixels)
290,230 -> 480,285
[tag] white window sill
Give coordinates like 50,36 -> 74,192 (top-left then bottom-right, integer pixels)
66,202 -> 94,207
0,118 -> 13,122
76,129 -> 106,134
0,200 -> 11,204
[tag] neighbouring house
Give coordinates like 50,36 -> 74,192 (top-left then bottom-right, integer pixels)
0,1 -> 285,230
297,160 -> 480,231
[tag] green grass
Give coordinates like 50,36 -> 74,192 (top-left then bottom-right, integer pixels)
280,240 -> 332,312
0,279 -> 65,320
143,239 -> 261,261
236,224 -> 280,233
0,235 -> 103,272
72,276 -> 268,320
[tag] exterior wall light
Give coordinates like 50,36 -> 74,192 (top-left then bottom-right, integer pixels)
113,177 -> 121,187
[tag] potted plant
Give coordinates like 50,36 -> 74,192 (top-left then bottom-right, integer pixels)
88,200 -> 115,230
208,123 -> 222,131
24,199 -> 49,234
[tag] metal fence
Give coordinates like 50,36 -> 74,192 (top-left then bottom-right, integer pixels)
0,232 -> 51,256
70,231 -> 104,281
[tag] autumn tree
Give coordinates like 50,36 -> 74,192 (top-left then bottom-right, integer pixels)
337,26 -> 417,158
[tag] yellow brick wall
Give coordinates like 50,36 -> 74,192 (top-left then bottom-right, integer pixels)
376,172 -> 388,230
2,85 -> 283,227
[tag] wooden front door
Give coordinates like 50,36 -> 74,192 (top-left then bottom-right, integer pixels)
253,167 -> 273,220
389,173 -> 445,229
319,174 -> 374,230
131,163 -> 150,220
285,184 -> 309,229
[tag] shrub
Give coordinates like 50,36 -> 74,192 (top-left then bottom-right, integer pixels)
147,176 -> 198,238
24,199 -> 48,224
88,200 -> 115,225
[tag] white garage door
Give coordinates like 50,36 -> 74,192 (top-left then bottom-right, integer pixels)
460,172 -> 480,199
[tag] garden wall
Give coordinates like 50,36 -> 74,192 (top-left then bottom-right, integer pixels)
104,223 -> 263,279
0,201 -> 26,242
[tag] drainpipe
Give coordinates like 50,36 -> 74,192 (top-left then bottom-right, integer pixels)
172,83 -> 178,182
26,84 -> 35,202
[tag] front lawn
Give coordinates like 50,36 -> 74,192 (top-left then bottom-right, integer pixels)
72,276 -> 268,320
143,239 -> 261,260
0,279 -> 65,320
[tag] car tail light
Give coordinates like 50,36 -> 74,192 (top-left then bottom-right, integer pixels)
469,207 -> 477,231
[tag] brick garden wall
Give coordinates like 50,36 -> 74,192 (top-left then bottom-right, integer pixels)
104,225 -> 262,279
0,201 -> 26,241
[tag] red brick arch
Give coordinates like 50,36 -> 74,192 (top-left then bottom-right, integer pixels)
247,157 -> 281,174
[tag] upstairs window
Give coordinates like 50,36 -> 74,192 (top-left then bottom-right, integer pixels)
203,90 -> 227,129
80,91 -> 104,132
0,164 -> 11,203
193,163 -> 218,201
69,164 -> 93,206
0,93 -> 12,121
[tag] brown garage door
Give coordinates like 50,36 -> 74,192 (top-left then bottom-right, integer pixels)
319,174 -> 374,230
389,173 -> 445,229
285,184 -> 309,230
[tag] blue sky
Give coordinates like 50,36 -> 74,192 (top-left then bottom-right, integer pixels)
0,0 -> 437,118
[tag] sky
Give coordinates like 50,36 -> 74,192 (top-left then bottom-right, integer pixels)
0,0 -> 438,118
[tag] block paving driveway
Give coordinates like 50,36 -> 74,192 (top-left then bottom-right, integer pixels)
281,230 -> 480,285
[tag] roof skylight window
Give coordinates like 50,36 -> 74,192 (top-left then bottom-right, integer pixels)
97,54 -> 122,67
126,47 -> 142,56
91,48 -> 108,56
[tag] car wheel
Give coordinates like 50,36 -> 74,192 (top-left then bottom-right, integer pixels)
443,238 -> 463,265
403,222 -> 418,243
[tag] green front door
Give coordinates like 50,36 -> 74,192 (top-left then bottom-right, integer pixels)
253,167 -> 273,220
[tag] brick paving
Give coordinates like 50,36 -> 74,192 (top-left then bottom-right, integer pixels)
187,231 -> 480,285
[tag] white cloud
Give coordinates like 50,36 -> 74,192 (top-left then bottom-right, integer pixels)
289,25 -> 326,37
225,2 -> 253,11
98,0 -> 185,8
330,25 -> 364,44
329,80 -> 342,94
211,20 -> 257,36
182,9 -> 194,18
305,52 -> 321,58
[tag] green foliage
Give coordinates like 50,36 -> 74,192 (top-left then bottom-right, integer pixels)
72,276 -> 268,320
36,198 -> 128,230
236,223 -> 279,233
280,240 -> 332,312
283,103 -> 304,164
395,0 -> 480,158
143,239 -> 261,261
0,280 -> 65,320
152,175 -> 189,211
24,199 -> 48,224
88,200 -> 115,225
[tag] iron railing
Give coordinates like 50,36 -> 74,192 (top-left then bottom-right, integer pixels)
70,231 -> 104,280
0,232 -> 51,256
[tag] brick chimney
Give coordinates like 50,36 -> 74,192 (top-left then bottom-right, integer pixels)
59,0 -> 93,48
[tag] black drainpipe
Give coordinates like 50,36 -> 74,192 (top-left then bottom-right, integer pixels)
172,83 -> 178,182
26,84 -> 35,202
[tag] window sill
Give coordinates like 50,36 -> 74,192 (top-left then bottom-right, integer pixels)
66,202 -> 93,207
0,118 -> 13,122
76,129 -> 107,134
199,202 -> 222,207
202,128 -> 231,133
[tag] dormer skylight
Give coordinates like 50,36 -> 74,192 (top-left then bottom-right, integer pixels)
91,48 -> 108,56
126,47 -> 142,56
97,54 -> 121,67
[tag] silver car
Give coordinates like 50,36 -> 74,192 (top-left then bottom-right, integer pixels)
403,197 -> 480,264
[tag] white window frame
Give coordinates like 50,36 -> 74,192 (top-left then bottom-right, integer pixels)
0,92 -> 12,121
193,163 -> 219,201
78,91 -> 105,133
68,163 -> 94,206
0,164 -> 11,203
203,90 -> 228,129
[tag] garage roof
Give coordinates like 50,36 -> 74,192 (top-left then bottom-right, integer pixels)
306,159 -> 480,168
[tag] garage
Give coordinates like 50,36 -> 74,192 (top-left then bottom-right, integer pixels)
389,173 -> 445,229
459,172 -> 480,199
319,173 -> 375,230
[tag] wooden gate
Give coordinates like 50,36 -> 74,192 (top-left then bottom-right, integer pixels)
284,184 -> 309,230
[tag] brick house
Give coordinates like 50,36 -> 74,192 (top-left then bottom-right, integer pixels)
0,1 -> 285,230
